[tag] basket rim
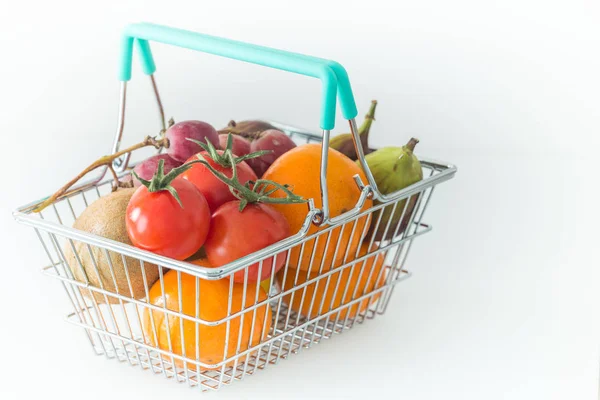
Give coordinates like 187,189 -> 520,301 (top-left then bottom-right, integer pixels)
13,156 -> 455,279
13,117 -> 457,280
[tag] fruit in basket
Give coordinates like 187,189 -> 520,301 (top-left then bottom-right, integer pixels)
33,134 -> 171,214
64,188 -> 160,304
219,133 -> 251,157
218,119 -> 277,141
132,154 -> 183,187
166,120 -> 220,162
118,173 -> 133,187
278,243 -> 386,320
188,149 -> 305,282
359,138 -> 423,241
204,201 -> 290,283
127,160 -> 211,260
329,100 -> 377,161
186,246 -> 207,262
191,257 -> 273,294
263,144 -> 372,272
189,256 -> 214,269
180,135 -> 259,212
247,129 -> 297,177
143,270 -> 272,371
260,278 -> 272,295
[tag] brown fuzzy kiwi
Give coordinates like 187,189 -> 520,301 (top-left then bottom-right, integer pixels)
64,188 -> 160,304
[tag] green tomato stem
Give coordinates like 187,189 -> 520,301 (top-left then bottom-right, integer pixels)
187,133 -> 270,168
133,159 -> 198,208
187,150 -> 306,211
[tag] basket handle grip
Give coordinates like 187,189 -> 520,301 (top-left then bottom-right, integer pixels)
119,23 -> 358,130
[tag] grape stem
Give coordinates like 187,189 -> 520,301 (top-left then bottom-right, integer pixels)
33,135 -> 169,213
107,165 -> 120,189
217,129 -> 263,141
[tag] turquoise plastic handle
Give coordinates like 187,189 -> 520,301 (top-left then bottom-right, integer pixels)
120,23 -> 358,130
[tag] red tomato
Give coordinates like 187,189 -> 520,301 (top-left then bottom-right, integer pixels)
126,178 -> 211,260
181,151 -> 257,212
204,201 -> 290,282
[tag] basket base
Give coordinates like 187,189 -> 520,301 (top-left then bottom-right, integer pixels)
66,281 -> 408,392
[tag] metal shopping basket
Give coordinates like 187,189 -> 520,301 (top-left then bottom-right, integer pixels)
12,23 -> 457,392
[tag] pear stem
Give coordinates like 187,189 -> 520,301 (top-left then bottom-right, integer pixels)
405,137 -> 419,152
358,100 -> 378,135
357,100 -> 377,152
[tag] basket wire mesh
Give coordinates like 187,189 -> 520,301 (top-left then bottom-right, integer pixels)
15,125 -> 454,391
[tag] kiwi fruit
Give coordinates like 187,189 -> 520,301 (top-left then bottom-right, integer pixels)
64,188 -> 160,304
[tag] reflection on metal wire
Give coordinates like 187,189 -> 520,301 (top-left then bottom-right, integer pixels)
14,122 -> 455,392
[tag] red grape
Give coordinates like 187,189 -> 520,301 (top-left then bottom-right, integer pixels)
248,129 -> 296,177
166,121 -> 219,162
181,150 -> 257,212
132,154 -> 183,187
219,133 -> 251,157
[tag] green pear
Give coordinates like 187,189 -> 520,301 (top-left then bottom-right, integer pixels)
359,138 -> 423,241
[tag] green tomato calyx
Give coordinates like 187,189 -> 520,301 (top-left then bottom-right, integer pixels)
187,134 -> 270,169
132,159 -> 195,208
188,150 -> 306,212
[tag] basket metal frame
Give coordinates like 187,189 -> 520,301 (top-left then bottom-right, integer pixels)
13,67 -> 456,391
13,76 -> 456,281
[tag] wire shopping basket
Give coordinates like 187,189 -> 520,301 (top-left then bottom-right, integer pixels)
13,23 -> 457,392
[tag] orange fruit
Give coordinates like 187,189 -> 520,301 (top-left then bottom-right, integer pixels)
190,256 -> 273,294
189,255 -> 212,267
142,268 -> 272,371
263,144 -> 372,272
278,243 -> 386,320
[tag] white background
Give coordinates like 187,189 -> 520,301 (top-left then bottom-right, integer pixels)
0,0 -> 598,399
